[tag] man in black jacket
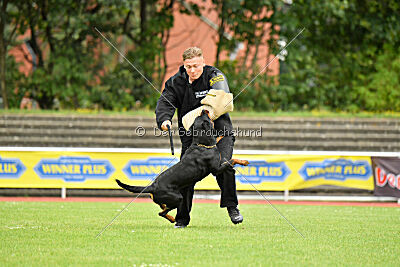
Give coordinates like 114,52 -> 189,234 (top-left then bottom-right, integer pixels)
155,47 -> 243,228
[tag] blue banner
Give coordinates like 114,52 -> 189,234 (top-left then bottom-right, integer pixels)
299,159 -> 371,181
235,160 -> 291,184
34,156 -> 115,182
0,156 -> 26,178
123,157 -> 179,180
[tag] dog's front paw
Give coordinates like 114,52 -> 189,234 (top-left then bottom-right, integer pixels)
232,159 -> 249,166
240,160 -> 249,166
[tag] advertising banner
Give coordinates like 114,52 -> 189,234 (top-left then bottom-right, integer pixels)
0,150 -> 374,191
230,154 -> 373,191
372,157 -> 400,197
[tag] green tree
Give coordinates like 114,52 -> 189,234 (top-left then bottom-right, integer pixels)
0,0 -> 25,109
5,0 -> 175,110
278,0 -> 400,111
206,0 -> 284,111
354,44 -> 400,111
13,0 -> 118,109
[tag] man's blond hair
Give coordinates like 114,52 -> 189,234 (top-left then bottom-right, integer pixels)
182,47 -> 203,61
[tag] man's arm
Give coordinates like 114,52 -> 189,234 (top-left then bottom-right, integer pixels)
155,80 -> 177,130
209,71 -> 230,93
207,69 -> 234,136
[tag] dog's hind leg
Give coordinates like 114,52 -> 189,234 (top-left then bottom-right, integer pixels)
154,191 -> 182,223
158,205 -> 175,223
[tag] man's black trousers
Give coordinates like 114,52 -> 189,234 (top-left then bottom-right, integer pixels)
175,136 -> 238,226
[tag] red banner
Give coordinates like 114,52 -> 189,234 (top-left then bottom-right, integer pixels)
372,157 -> 400,198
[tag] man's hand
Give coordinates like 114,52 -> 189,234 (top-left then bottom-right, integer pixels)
161,120 -> 172,131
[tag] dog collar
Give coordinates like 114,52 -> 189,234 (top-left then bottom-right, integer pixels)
196,144 -> 216,149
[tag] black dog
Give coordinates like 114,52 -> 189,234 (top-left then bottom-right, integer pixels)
116,110 -> 248,223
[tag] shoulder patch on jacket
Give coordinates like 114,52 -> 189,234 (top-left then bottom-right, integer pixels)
209,75 -> 224,86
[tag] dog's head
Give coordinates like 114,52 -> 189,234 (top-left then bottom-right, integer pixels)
191,109 -> 216,146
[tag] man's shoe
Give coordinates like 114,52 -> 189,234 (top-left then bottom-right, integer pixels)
227,206 -> 243,224
174,222 -> 187,228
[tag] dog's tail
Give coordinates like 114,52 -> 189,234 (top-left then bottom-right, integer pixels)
115,179 -> 153,194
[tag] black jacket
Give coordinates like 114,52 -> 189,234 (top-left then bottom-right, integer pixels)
155,65 -> 234,146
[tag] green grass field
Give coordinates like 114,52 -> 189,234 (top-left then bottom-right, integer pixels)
1,201 -> 398,266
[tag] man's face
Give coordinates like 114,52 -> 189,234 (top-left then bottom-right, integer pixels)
183,56 -> 205,82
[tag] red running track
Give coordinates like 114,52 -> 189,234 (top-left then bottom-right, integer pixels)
0,197 -> 398,207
